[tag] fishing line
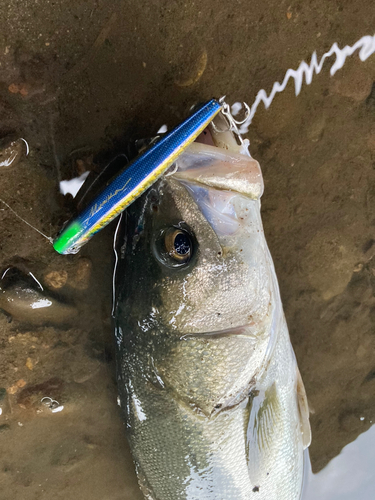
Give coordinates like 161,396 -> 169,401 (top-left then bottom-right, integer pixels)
20,138 -> 30,156
28,272 -> 44,291
111,212 -> 123,317
0,198 -> 53,244
239,34 -> 375,132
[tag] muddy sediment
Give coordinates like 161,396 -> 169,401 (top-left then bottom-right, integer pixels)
0,1 -> 374,498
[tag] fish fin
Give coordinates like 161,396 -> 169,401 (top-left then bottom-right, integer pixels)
296,367 -> 312,449
246,382 -> 283,484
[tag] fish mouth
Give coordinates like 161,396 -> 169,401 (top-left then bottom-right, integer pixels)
179,298 -> 279,373
172,141 -> 264,200
180,323 -> 258,341
170,129 -> 264,237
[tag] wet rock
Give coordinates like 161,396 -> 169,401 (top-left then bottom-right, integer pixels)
0,267 -> 77,325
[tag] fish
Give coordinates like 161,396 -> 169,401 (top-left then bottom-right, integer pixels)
53,99 -> 222,255
113,110 -> 311,500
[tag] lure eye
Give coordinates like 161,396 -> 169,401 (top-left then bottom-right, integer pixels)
164,229 -> 192,263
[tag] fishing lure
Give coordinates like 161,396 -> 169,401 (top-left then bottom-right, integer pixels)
53,98 -> 222,254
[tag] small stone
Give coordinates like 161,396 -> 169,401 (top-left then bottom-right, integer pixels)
7,384 -> 18,395
8,83 -> 20,94
19,84 -> 29,97
44,270 -> 68,289
7,82 -> 30,96
26,358 -> 33,371
16,379 -> 26,388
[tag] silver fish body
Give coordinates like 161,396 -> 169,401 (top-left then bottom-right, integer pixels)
114,121 -> 311,500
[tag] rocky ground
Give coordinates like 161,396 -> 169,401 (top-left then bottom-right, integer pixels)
0,1 -> 374,498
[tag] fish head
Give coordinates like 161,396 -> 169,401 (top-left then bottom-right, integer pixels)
115,133 -> 277,415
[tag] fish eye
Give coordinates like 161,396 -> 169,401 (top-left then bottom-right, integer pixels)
164,228 -> 192,263
153,225 -> 196,268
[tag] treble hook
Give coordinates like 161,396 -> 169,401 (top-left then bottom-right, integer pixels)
215,97 -> 251,145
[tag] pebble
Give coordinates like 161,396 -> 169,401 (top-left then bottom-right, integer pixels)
0,267 -> 78,325
26,358 -> 34,371
7,379 -> 26,395
43,257 -> 92,291
44,270 -> 68,289
8,82 -> 30,96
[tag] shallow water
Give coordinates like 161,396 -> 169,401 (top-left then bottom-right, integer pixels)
0,1 -> 374,499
